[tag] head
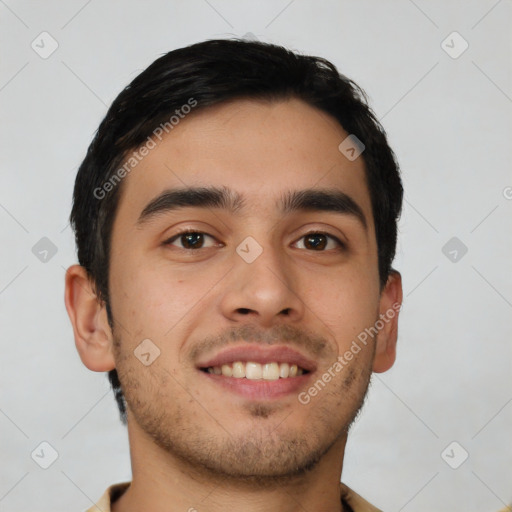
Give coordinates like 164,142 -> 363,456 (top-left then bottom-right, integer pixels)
65,38 -> 403,482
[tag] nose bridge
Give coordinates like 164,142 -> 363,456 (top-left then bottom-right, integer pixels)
220,230 -> 304,324
239,233 -> 288,290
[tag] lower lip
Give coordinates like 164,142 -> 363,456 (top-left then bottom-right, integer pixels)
199,371 -> 312,400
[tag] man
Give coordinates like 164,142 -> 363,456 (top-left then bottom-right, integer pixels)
65,38 -> 403,512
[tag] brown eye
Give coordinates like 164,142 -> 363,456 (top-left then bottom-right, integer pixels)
164,231 -> 216,250
295,232 -> 344,251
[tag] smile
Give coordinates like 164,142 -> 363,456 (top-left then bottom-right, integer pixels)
196,345 -> 316,399
201,361 -> 307,379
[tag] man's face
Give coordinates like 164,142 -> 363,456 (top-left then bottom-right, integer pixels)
107,98 -> 387,480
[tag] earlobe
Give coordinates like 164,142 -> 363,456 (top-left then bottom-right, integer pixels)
372,270 -> 403,373
64,264 -> 116,372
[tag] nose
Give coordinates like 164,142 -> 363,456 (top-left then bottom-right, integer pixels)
219,237 -> 306,328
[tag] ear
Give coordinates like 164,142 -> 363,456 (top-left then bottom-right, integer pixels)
64,264 -> 116,372
372,270 -> 403,373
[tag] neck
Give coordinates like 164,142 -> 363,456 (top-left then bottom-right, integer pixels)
112,414 -> 348,512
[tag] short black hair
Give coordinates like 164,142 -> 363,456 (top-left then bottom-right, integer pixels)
69,38 -> 403,425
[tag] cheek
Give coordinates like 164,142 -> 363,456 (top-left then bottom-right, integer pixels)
110,265 -> 208,366
304,269 -> 379,332
110,257 -> 175,322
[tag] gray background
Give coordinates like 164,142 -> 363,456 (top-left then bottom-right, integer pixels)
1,0 -> 511,510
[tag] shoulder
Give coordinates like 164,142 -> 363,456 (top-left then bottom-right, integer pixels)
84,481 -> 131,512
340,482 -> 383,512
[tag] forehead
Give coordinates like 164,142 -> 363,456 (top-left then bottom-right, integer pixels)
114,98 -> 373,230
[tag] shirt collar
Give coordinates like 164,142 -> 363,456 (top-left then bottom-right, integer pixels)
86,481 -> 383,512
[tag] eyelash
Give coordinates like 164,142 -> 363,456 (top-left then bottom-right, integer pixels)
163,229 -> 346,252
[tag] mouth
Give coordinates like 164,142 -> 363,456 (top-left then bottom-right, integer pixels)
196,345 -> 316,400
200,361 -> 309,379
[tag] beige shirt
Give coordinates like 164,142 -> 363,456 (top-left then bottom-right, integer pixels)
85,481 -> 383,512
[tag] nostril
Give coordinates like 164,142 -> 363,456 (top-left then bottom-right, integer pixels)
238,308 -> 251,314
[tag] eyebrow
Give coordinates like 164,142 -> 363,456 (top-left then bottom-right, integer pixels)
136,185 -> 367,231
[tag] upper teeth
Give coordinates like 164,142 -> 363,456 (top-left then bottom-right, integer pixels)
206,362 -> 304,380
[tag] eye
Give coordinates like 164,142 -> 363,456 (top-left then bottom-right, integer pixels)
164,230 -> 218,250
163,230 -> 345,252
294,231 -> 345,251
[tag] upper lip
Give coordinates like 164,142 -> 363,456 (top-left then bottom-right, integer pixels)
196,345 -> 317,373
